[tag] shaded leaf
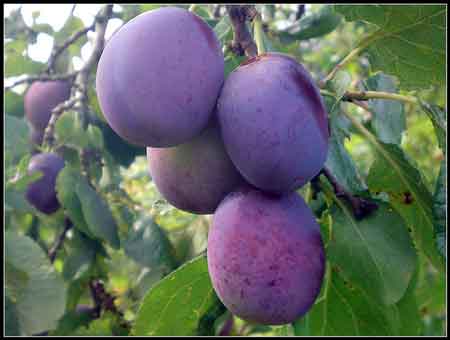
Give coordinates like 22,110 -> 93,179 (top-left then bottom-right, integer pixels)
432,160 -> 446,258
328,201 -> 416,305
5,232 -> 66,335
365,73 -> 405,144
420,101 -> 447,154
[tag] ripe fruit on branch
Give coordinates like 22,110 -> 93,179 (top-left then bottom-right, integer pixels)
24,80 -> 71,131
25,153 -> 65,215
147,120 -> 244,214
96,7 -> 225,147
208,187 -> 325,325
217,52 -> 329,194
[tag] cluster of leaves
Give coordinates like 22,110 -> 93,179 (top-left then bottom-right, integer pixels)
4,4 -> 446,336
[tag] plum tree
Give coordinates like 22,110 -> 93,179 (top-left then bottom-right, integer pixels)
207,187 -> 325,325
24,80 -> 71,131
217,53 -> 329,194
25,153 -> 65,215
96,7 -> 224,147
147,120 -> 244,214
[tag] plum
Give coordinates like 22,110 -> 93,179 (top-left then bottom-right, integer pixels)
207,188 -> 325,325
147,120 -> 244,214
217,53 -> 329,193
25,153 -> 65,215
24,80 -> 71,131
96,6 -> 224,147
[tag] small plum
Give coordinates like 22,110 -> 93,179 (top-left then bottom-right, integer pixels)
24,80 -> 71,131
25,153 -> 65,215
217,52 -> 329,193
96,7 -> 224,147
147,120 -> 244,214
207,188 -> 325,325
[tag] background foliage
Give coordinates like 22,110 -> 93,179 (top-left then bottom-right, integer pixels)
4,4 -> 447,336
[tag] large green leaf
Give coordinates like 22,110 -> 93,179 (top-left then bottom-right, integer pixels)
5,91 -> 24,118
365,73 -> 405,144
132,255 -> 218,336
5,232 -> 66,335
5,295 -> 21,336
432,161 -> 446,258
294,265 -> 421,335
367,143 -> 444,271
336,5 -> 446,89
328,201 -> 416,305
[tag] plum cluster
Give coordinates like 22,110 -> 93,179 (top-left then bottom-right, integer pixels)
96,6 -> 329,325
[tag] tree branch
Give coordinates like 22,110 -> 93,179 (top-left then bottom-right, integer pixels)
48,217 -> 73,263
226,5 -> 258,57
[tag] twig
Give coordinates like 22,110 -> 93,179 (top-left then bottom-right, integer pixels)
46,23 -> 95,73
48,218 -> 73,263
226,5 -> 258,57
295,4 -> 306,20
320,88 -> 419,105
317,167 -> 378,220
4,72 -> 77,91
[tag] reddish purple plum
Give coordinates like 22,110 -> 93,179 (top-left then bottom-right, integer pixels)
208,188 -> 325,325
25,153 -> 65,215
217,53 -> 329,193
96,7 -> 224,147
147,121 -> 244,214
24,80 -> 71,131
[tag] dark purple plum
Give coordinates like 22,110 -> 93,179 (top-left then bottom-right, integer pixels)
147,121 -> 244,214
207,188 -> 325,325
24,80 -> 71,131
217,53 -> 329,194
25,153 -> 65,215
96,7 -> 224,147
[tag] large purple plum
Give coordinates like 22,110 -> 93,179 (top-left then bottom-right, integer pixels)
24,80 -> 71,131
217,53 -> 329,193
96,6 -> 224,147
147,120 -> 244,214
207,188 -> 325,325
25,153 -> 65,215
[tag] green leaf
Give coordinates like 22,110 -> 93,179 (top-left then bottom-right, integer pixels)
87,124 -> 104,149
328,201 -> 416,305
330,70 -> 352,99
279,5 -> 342,42
324,97 -> 367,194
420,101 -> 447,154
124,216 -> 176,271
224,55 -> 246,78
365,73 -> 405,144
76,179 -> 121,249
62,231 -> 98,281
56,166 -> 93,237
367,142 -> 444,271
432,161 -> 446,258
5,54 -> 45,76
5,295 -> 21,336
5,91 -> 24,118
336,5 -> 446,89
55,111 -> 89,149
132,255 -> 218,336
5,115 -> 29,167
5,232 -> 66,335
54,16 -> 87,56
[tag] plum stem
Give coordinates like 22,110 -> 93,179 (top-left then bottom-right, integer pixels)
253,14 -> 266,55
48,217 -> 73,263
226,5 -> 258,58
320,88 -> 419,106
313,167 -> 378,220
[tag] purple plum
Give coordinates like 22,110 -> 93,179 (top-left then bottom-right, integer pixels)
24,80 -> 71,131
217,53 -> 329,194
25,153 -> 65,215
208,187 -> 325,325
96,6 -> 224,147
147,120 -> 244,214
